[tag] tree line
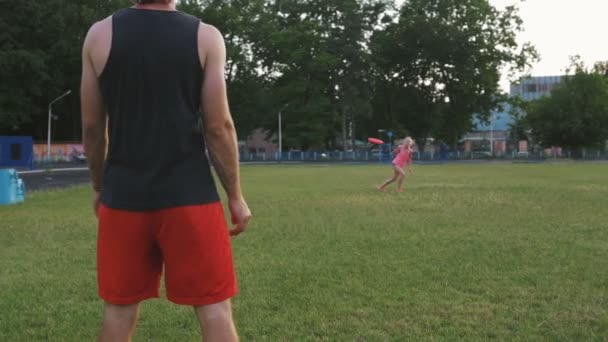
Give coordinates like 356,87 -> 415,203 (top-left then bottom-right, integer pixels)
6,0 -> 580,152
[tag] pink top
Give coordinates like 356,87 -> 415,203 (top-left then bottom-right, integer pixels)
392,145 -> 412,168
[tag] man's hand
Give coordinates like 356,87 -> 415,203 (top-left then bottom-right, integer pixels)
228,197 -> 251,237
93,191 -> 101,218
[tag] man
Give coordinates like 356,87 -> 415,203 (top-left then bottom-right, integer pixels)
80,0 -> 251,341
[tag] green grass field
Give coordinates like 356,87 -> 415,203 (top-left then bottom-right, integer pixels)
1,163 -> 607,341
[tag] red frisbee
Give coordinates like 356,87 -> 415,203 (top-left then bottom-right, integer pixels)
368,137 -> 384,145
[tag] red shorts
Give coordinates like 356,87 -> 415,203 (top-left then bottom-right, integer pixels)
97,202 -> 237,306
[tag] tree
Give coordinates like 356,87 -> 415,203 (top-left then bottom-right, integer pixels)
593,61 -> 608,77
506,97 -> 530,150
1,0 -> 539,151
0,0 -> 130,137
324,0 -> 389,150
179,0 -> 274,138
370,0 -> 537,149
244,0 -> 389,150
526,64 -> 608,153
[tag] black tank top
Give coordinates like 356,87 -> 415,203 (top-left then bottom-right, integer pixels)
98,8 -> 219,210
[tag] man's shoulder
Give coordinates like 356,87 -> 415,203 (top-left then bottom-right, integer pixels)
198,22 -> 223,41
86,16 -> 112,44
196,22 -> 225,57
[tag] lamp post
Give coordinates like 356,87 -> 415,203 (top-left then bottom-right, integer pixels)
490,112 -> 494,156
47,90 -> 72,160
278,103 -> 290,162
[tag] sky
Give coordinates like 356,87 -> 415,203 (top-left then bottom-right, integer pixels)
396,0 -> 608,91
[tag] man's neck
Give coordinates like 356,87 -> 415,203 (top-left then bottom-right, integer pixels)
133,2 -> 176,11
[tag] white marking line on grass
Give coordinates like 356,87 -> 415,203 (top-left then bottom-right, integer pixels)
18,167 -> 89,175
16,163 -> 300,175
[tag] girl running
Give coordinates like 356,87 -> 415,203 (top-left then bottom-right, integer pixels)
378,137 -> 414,192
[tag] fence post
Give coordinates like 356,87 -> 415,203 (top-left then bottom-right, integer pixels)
366,152 -> 369,161
314,152 -> 317,161
340,152 -> 343,161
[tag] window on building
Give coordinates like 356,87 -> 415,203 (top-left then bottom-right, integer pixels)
258,148 -> 266,153
525,84 -> 537,93
538,83 -> 553,93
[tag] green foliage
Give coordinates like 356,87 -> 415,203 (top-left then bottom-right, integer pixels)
526,65 -> 608,151
371,0 -> 537,147
593,60 -> 608,77
247,0 -> 390,149
505,96 -> 530,147
1,0 -> 536,150
0,0 -> 131,136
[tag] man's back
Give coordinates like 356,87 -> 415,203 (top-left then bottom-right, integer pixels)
94,8 -> 218,210
81,2 -> 250,340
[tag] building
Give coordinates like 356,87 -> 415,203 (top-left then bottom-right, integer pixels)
462,105 -> 513,155
238,128 -> 278,159
510,76 -> 564,154
510,75 -> 563,101
462,76 -> 564,154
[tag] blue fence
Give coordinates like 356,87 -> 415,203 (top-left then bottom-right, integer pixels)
27,147 -> 608,168
238,149 -> 608,162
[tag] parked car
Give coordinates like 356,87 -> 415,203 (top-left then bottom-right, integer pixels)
70,149 -> 87,163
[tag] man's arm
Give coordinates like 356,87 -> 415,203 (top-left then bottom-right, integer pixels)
199,24 -> 241,200
81,23 -> 107,193
199,24 -> 251,235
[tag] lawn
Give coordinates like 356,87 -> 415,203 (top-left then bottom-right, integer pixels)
1,163 -> 607,341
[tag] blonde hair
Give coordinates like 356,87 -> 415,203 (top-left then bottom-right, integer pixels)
403,137 -> 414,147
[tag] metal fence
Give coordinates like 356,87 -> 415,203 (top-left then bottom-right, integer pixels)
240,151 -> 386,162
26,149 -> 608,169
238,149 -> 608,162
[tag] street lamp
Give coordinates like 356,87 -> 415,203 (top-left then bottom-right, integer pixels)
490,113 -> 494,156
47,90 -> 72,161
278,103 -> 290,161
